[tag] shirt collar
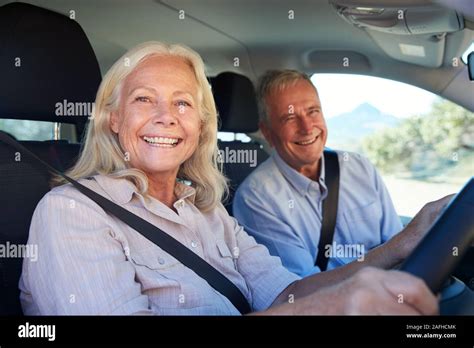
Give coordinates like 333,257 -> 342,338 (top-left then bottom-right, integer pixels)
174,180 -> 196,204
271,149 -> 326,196
92,175 -> 196,205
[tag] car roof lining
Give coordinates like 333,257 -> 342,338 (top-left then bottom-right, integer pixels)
2,0 -> 472,111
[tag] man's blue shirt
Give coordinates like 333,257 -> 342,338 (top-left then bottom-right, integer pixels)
233,150 -> 403,277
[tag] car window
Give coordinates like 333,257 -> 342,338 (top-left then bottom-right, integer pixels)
217,132 -> 251,142
315,73 -> 474,219
0,119 -> 56,141
0,119 -> 77,142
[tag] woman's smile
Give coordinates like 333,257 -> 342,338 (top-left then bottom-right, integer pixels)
141,135 -> 183,147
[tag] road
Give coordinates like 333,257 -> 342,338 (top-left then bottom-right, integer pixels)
382,175 -> 464,217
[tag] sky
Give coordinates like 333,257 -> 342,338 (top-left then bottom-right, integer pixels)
311,73 -> 440,119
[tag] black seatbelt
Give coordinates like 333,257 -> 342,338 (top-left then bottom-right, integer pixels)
0,133 -> 251,314
315,149 -> 340,271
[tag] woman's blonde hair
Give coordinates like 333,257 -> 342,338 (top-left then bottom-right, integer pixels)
55,41 -> 228,212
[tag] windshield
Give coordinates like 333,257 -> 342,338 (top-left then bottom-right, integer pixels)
316,73 -> 474,219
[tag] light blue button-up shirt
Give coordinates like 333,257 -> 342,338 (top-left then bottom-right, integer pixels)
233,150 -> 403,277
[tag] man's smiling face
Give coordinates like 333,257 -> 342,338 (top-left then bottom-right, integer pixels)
261,79 -> 328,176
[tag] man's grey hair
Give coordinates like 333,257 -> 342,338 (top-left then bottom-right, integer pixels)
257,69 -> 315,125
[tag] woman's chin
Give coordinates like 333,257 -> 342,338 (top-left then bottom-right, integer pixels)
133,155 -> 181,176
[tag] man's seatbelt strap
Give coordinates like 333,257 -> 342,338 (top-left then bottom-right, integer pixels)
315,149 -> 340,271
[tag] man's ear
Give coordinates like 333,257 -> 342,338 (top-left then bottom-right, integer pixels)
259,121 -> 273,147
110,111 -> 120,134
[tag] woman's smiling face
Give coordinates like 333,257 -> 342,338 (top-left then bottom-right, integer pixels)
110,55 -> 202,179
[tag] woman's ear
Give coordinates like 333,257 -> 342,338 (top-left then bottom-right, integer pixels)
110,111 -> 120,134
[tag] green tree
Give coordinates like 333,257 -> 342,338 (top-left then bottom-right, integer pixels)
419,99 -> 474,156
362,99 -> 474,175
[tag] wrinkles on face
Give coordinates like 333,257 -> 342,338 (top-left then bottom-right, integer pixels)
110,55 -> 201,182
263,80 -> 328,178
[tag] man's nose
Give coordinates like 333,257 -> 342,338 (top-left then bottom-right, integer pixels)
298,115 -> 313,133
152,104 -> 177,127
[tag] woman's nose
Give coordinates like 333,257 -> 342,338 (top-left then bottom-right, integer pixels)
152,104 -> 177,126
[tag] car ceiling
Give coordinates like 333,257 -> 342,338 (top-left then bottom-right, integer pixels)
2,0 -> 474,111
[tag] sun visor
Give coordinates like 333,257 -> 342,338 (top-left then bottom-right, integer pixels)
329,1 -> 464,67
330,3 -> 463,35
368,31 -> 446,68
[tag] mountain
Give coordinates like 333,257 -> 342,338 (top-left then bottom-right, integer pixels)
326,102 -> 400,149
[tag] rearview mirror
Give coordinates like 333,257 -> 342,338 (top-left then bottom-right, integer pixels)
468,52 -> 474,81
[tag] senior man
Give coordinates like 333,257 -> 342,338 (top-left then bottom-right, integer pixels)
233,69 -> 405,277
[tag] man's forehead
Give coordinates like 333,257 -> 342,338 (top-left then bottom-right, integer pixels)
269,83 -> 320,108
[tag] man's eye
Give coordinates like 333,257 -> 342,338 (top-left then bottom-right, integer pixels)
135,96 -> 151,103
284,115 -> 295,122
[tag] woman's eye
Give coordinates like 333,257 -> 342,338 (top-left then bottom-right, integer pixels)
135,96 -> 151,103
176,100 -> 191,107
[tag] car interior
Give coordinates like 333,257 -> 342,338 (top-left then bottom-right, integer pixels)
0,0 -> 473,316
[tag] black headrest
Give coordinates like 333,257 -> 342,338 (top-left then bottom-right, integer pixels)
0,2 -> 101,124
212,72 -> 259,133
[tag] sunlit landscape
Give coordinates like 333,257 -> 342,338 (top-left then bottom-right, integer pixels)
319,73 -> 474,217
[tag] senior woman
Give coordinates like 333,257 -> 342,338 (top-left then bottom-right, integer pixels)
19,41 -> 442,315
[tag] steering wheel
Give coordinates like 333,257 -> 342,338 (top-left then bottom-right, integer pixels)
400,177 -> 474,315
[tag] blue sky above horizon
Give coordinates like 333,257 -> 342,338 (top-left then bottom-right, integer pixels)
311,73 -> 439,119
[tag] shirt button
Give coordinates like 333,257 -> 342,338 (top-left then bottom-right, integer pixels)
176,199 -> 185,208
158,257 -> 165,265
191,241 -> 198,248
